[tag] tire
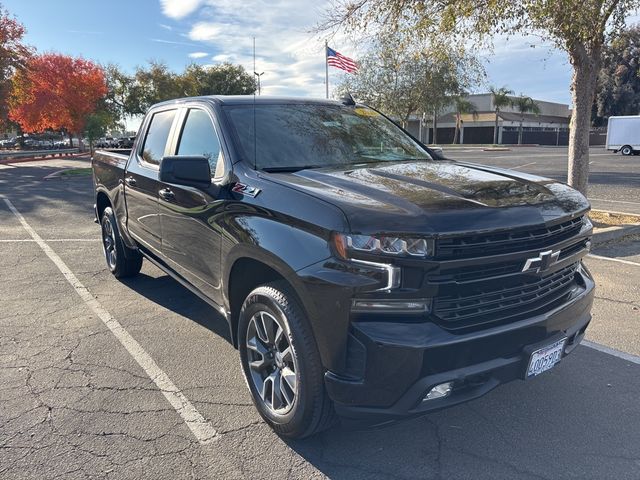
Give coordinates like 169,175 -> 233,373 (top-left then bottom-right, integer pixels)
621,145 -> 633,156
100,206 -> 142,278
238,281 -> 336,438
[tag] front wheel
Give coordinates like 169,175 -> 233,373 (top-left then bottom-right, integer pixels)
101,206 -> 142,278
238,281 -> 335,438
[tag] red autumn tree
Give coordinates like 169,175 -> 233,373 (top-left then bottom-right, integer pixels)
9,53 -> 107,141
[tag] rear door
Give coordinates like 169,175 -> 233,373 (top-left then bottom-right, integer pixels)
125,107 -> 178,255
158,105 -> 229,303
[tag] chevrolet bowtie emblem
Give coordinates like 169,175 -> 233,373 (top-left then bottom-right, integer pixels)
522,249 -> 561,273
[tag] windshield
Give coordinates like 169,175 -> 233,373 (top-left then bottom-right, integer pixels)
223,104 -> 432,171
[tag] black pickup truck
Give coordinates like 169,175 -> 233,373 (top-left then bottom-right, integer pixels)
92,96 -> 594,438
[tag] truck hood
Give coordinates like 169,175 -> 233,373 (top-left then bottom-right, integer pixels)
265,160 -> 590,235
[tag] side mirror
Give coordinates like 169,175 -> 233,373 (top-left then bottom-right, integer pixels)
159,156 -> 211,189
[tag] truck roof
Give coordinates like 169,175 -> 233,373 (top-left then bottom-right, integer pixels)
152,95 -> 348,108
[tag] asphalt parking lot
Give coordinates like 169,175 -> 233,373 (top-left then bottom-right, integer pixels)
1,149 -> 639,479
446,145 -> 640,214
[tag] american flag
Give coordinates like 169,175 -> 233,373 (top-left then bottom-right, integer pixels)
326,47 -> 358,74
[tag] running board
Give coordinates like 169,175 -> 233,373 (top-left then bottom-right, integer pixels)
138,248 -> 231,323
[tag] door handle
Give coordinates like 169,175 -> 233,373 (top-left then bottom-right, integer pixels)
124,176 -> 137,186
158,188 -> 175,201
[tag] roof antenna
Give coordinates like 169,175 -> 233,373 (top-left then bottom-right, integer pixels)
253,36 -> 257,170
341,92 -> 356,106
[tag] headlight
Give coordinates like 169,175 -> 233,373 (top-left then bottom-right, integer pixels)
332,232 -> 432,259
583,215 -> 593,230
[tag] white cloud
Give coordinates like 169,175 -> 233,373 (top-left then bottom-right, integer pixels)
157,0 -> 587,100
151,38 -> 201,47
189,22 -> 227,42
160,0 -> 204,19
188,51 -> 210,59
162,0 -> 358,97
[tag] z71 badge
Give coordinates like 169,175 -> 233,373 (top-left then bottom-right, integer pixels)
231,183 -> 261,197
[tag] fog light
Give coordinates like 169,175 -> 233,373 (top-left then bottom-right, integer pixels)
351,299 -> 428,313
423,382 -> 453,401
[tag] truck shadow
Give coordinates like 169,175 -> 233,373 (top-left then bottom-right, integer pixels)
117,268 -> 640,479
120,272 -> 233,344
284,347 -> 640,479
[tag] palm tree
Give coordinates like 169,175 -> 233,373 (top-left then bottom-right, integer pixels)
489,86 -> 513,145
452,96 -> 478,144
512,95 -> 541,145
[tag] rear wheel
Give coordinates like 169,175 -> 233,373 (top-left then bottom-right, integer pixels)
621,145 -> 633,156
101,206 -> 142,278
238,281 -> 336,438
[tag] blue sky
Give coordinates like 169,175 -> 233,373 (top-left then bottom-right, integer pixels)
4,1 -> 638,106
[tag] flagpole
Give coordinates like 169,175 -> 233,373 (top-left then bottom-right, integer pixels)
325,40 -> 329,99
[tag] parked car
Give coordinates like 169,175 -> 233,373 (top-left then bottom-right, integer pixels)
0,137 -> 16,149
116,136 -> 135,148
92,96 -> 595,438
606,115 -> 640,155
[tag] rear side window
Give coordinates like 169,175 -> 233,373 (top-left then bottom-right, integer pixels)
177,109 -> 223,177
141,109 -> 176,165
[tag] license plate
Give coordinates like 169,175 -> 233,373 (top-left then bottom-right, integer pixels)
526,338 -> 566,378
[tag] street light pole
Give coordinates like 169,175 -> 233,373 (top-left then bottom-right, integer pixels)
254,71 -> 264,95
252,37 -> 264,95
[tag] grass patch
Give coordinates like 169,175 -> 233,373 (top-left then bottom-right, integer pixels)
589,210 -> 640,229
60,167 -> 92,177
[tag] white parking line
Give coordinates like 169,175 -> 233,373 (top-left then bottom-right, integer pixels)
3,198 -> 218,445
512,162 -> 537,170
590,198 -> 640,207
0,238 -> 100,242
587,254 -> 640,267
583,340 -> 640,365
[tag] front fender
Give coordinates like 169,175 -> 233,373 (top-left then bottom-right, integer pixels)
221,214 -> 357,372
221,214 -> 332,308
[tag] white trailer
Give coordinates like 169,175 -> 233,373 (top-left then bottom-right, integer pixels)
606,115 -> 640,155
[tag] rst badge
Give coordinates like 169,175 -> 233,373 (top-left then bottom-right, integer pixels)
231,183 -> 261,197
522,249 -> 561,273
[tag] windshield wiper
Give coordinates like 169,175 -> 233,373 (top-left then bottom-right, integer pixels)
260,165 -> 324,173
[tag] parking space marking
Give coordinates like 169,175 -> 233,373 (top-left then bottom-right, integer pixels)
0,238 -> 100,242
511,161 -> 537,170
2,198 -> 218,445
583,340 -> 640,365
590,198 -> 640,206
587,254 -> 640,267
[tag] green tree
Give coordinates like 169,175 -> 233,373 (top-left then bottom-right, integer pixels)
180,63 -> 256,96
336,34 -> 422,126
122,61 -> 256,116
336,32 -> 484,135
124,62 -> 181,115
102,64 -> 133,129
0,3 -> 31,126
84,110 -> 112,154
594,24 -> 640,125
511,95 -> 541,145
452,95 -> 478,144
489,85 -> 514,145
320,0 -> 640,194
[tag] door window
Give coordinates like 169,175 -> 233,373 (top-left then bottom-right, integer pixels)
141,109 -> 176,165
177,109 -> 224,177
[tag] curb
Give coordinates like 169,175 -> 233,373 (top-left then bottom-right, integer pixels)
0,152 -> 89,165
592,224 -> 640,245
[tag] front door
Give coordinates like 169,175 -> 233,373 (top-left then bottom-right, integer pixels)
159,107 -> 228,303
125,108 -> 178,255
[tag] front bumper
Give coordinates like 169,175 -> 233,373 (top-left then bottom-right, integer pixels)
324,265 -> 594,424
